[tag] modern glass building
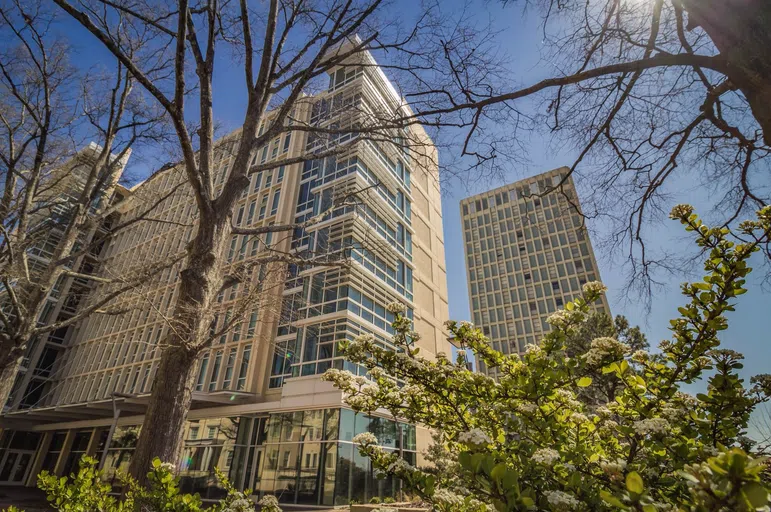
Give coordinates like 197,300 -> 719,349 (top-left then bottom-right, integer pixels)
460,167 -> 610,378
0,48 -> 449,505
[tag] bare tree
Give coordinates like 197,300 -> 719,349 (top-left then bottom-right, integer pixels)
0,1 -> 174,408
387,0 -> 771,301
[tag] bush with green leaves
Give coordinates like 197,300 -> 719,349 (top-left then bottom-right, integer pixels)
323,205 -> 771,511
5,456 -> 281,512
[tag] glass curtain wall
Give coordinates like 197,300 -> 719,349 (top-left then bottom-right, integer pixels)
248,408 -> 416,507
38,409 -> 417,506
178,417 -> 246,499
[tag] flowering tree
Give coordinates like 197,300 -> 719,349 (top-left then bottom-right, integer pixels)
324,205 -> 771,511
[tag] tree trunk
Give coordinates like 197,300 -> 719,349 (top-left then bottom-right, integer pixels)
127,209 -> 230,483
0,352 -> 21,410
682,0 -> 771,145
126,344 -> 197,481
0,324 -> 35,408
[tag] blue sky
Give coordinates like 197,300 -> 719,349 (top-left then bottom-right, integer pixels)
58,1 -> 770,425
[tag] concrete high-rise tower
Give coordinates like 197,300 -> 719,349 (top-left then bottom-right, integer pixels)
460,167 -> 610,378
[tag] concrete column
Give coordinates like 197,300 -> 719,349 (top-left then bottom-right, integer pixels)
53,429 -> 75,476
25,431 -> 53,487
85,427 -> 101,457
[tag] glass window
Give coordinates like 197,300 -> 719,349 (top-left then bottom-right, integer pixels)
195,354 -> 210,391
237,347 -> 251,390
270,191 -> 281,216
334,442 -> 353,505
323,409 -> 340,441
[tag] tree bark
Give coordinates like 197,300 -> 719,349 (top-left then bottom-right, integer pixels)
126,344 -> 197,480
0,320 -> 37,408
682,0 -> 771,145
0,347 -> 22,409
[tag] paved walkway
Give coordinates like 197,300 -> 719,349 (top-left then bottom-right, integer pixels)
0,486 -> 51,511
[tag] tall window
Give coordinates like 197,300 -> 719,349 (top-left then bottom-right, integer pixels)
237,346 -> 251,390
195,354 -> 210,391
270,191 -> 281,216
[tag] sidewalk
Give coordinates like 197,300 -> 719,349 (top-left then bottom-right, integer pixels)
0,486 -> 51,511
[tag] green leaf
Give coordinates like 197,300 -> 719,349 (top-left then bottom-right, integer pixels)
600,490 -> 626,508
458,452 -> 472,471
490,462 -> 507,482
471,453 -> 486,472
626,471 -> 644,494
742,482 -> 768,508
577,377 -> 592,387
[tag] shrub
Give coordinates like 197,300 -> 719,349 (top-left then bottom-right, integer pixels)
324,205 -> 771,511
4,455 -> 282,512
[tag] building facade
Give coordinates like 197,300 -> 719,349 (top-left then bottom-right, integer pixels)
0,55 -> 450,507
460,167 -> 610,378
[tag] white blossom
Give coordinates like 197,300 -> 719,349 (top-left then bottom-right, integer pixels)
675,392 -> 697,405
555,389 -> 575,400
256,496 -> 279,510
223,498 -> 254,512
544,490 -> 580,510
661,405 -> 683,421
670,204 -> 694,219
633,418 -> 670,436
546,310 -> 571,328
525,343 -> 543,356
570,412 -> 589,424
322,368 -> 357,388
433,489 -> 464,507
582,281 -> 608,295
458,428 -> 492,446
386,301 -> 406,314
402,384 -> 423,396
584,337 -> 630,366
632,350 -> 649,362
257,495 -> 279,509
352,432 -> 379,446
600,458 -> 627,476
346,394 -> 374,410
459,321 -> 474,329
387,458 -> 412,473
516,402 -> 537,414
155,461 -> 175,472
531,448 -> 560,465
